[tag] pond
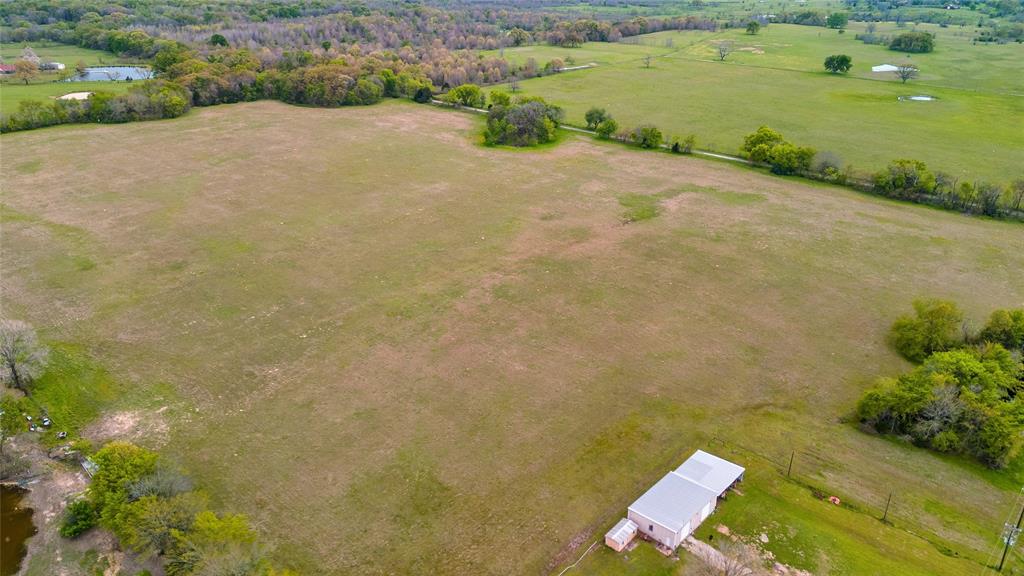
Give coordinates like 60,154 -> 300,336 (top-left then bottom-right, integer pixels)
67,66 -> 155,82
1,484 -> 36,576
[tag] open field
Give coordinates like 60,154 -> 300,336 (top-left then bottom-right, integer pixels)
629,23 -> 1024,94
0,80 -> 133,115
0,41 -> 129,69
1,42 -> 137,115
483,40 -> 676,67
2,101 -> 1024,575
490,25 -> 1024,183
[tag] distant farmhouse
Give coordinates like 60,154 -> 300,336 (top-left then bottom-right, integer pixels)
606,450 -> 744,552
0,63 -> 15,74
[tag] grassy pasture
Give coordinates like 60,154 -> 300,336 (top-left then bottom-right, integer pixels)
2,101 -> 1023,575
490,25 -> 1023,184
630,23 -> 1024,94
486,41 -> 675,67
0,41 -> 128,69
0,80 -> 133,115
0,42 -> 136,115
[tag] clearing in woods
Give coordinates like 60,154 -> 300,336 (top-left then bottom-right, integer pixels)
2,100 -> 1023,574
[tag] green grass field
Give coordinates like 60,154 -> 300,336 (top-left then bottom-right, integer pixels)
0,42 -> 137,115
0,41 -> 129,68
0,81 -> 133,115
489,24 -> 1024,183
2,101 -> 1023,575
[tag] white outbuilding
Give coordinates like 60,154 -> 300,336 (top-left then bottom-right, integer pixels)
622,450 -> 744,551
604,517 -> 639,552
872,64 -> 900,72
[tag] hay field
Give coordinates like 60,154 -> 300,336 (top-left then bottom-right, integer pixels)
2,100 -> 1023,574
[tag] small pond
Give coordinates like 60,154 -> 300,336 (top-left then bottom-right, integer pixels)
67,66 -> 155,82
1,484 -> 36,576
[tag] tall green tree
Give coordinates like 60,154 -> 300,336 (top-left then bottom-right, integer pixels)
888,299 -> 963,362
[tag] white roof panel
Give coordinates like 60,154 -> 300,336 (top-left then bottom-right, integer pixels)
628,472 -> 717,532
674,450 -> 745,494
605,518 -> 638,544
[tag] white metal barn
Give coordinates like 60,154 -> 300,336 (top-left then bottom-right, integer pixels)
624,450 -> 744,550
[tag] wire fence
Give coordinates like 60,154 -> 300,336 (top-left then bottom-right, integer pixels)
708,435 -> 1024,575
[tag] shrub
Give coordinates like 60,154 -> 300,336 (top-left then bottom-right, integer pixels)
823,54 -> 852,73
413,86 -> 433,103
766,142 -> 815,175
489,90 -> 511,107
444,83 -> 485,108
890,31 -> 934,53
630,124 -> 663,149
888,299 -> 963,362
873,159 -> 936,200
60,499 -> 99,538
980,309 -> 1024,351
595,118 -> 618,139
484,98 -> 562,147
741,127 -> 813,174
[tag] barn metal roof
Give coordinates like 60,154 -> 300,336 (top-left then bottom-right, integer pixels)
628,472 -> 717,533
674,450 -> 745,495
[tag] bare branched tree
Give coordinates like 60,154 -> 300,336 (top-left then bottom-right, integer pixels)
0,320 -> 49,393
895,63 -> 918,83
717,41 -> 734,61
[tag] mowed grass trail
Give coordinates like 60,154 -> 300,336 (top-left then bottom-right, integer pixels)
495,25 -> 1023,183
2,101 -> 1023,575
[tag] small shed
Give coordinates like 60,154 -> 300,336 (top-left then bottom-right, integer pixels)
674,450 -> 745,495
872,64 -> 899,73
627,472 -> 718,549
605,518 -> 638,552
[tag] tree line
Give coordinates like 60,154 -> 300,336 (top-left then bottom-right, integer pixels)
857,301 -> 1024,468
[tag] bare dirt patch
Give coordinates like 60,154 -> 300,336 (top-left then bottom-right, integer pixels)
82,409 -> 169,448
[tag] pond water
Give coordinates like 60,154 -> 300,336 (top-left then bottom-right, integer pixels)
1,484 -> 36,576
67,66 -> 154,82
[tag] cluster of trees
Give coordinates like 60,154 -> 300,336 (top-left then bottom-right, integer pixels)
585,107 -> 619,139
771,10 -> 848,27
857,300 -> 1024,468
2,40 -> 435,132
62,441 -> 293,575
741,126 -> 816,175
873,159 -> 1023,217
2,81 -> 191,133
483,92 -> 564,147
889,31 -> 936,52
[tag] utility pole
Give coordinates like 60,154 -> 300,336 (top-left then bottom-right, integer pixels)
786,451 -> 794,478
882,492 -> 893,523
998,500 -> 1024,571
